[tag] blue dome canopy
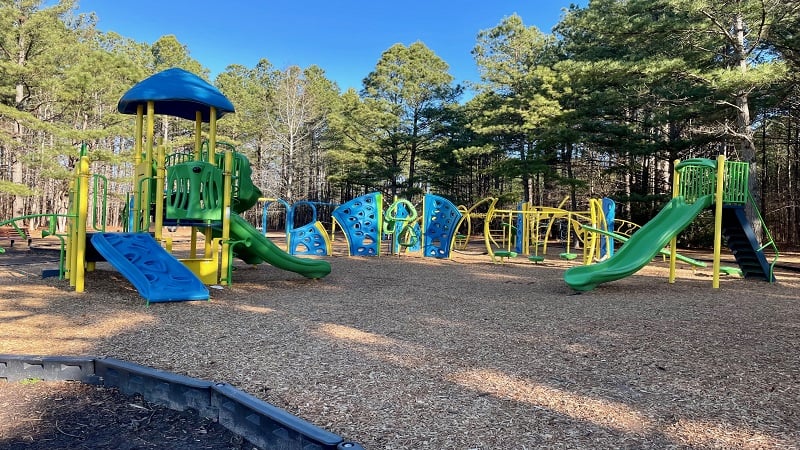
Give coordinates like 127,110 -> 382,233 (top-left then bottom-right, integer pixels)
117,68 -> 235,122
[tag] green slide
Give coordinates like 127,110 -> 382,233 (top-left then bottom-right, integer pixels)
564,195 -> 713,291
580,225 -> 706,268
228,213 -> 331,279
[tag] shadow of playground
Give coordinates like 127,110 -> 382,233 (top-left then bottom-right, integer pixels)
1,253 -> 798,448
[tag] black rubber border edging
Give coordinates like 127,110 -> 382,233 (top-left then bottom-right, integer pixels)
0,354 -> 363,450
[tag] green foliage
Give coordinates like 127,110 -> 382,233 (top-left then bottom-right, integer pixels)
0,0 -> 798,245
470,15 -> 572,203
357,42 -> 460,199
215,60 -> 275,147
0,180 -> 35,196
151,35 -> 205,74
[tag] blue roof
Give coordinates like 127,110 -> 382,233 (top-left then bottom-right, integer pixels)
117,68 -> 235,122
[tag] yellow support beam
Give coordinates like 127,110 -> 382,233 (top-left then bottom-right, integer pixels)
220,150 -> 233,285
712,155 -> 726,289
154,143 -> 165,243
669,159 -> 681,284
194,110 -> 203,160
74,155 -> 90,293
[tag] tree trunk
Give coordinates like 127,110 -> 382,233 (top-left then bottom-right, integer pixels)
733,13 -> 762,237
10,16 -> 29,219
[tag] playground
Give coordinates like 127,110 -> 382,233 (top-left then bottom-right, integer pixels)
0,68 -> 796,448
1,237 -> 799,449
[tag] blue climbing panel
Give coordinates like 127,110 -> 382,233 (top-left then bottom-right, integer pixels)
288,222 -> 331,256
422,194 -> 463,258
331,192 -> 383,256
600,197 -> 616,259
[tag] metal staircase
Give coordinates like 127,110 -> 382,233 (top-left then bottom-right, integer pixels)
721,206 -> 775,282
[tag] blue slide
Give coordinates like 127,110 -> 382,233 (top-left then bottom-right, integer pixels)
91,233 -> 209,303
564,195 -> 713,291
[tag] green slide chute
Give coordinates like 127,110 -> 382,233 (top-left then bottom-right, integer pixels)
564,195 -> 713,291
228,213 -> 331,279
580,225 -> 706,268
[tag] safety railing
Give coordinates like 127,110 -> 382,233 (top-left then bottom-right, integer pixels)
746,190 -> 780,282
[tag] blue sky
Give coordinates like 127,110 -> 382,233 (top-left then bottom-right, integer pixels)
76,1 -> 584,93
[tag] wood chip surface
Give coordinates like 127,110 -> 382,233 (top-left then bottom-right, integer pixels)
1,238 -> 799,449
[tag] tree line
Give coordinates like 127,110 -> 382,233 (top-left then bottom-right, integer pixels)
2,0 -> 799,247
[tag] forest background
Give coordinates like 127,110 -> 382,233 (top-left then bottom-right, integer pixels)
1,0 -> 799,248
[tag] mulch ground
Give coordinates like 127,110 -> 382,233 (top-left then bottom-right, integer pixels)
0,381 -> 253,449
1,236 -> 799,449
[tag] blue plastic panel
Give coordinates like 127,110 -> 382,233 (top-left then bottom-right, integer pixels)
331,193 -> 382,256
90,233 -> 209,303
288,222 -> 330,256
423,194 -> 463,258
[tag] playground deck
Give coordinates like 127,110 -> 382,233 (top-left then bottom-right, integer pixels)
1,239 -> 799,449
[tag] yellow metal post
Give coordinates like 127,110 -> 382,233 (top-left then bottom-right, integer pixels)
143,101 -> 155,231
135,105 -> 144,164
712,155 -> 726,288
669,159 -> 681,283
67,178 -> 76,286
220,150 -> 233,285
131,105 -> 144,231
154,142 -> 165,243
204,107 -> 218,257
189,111 -> 202,259
189,111 -> 204,256
74,155 -> 90,293
146,101 -> 155,160
208,106 -> 217,163
190,229 -> 198,259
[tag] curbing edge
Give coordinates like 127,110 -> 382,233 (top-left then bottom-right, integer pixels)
0,354 -> 364,450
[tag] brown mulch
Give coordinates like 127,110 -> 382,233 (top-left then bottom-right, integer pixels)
0,381 -> 254,449
1,238 -> 799,449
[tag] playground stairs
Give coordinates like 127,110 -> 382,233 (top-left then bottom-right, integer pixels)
721,206 -> 775,282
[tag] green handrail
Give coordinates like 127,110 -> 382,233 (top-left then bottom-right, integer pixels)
746,191 -> 779,283
0,218 -> 30,243
676,159 -> 717,203
722,161 -> 749,204
675,158 -> 751,206
0,213 -> 73,278
134,176 -> 154,232
92,174 -> 108,232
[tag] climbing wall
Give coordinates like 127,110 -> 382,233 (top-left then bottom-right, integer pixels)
331,192 -> 383,256
422,194 -> 463,258
288,221 -> 331,256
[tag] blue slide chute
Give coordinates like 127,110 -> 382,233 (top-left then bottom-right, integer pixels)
91,233 -> 209,303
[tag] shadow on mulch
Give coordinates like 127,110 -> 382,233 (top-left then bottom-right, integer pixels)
0,381 -> 256,450
0,246 -> 62,266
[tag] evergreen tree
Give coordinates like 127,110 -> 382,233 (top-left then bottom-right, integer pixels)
471,14 -> 567,205
0,0 -> 78,218
361,42 -> 460,199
